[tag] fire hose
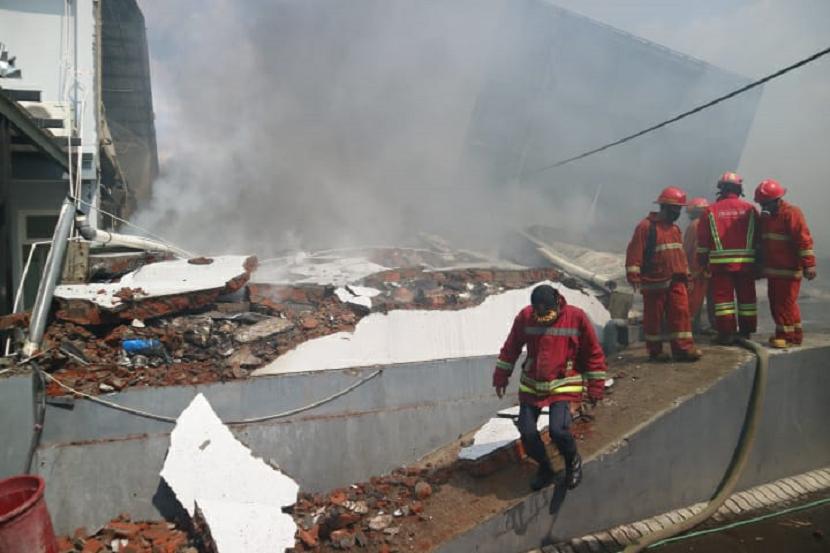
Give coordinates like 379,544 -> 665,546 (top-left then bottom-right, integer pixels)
623,338 -> 769,553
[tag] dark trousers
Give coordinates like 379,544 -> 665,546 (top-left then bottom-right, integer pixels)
517,401 -> 577,469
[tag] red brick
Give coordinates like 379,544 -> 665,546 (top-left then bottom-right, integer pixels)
298,524 -> 320,548
57,536 -> 75,553
81,538 -> 105,553
108,520 -> 143,538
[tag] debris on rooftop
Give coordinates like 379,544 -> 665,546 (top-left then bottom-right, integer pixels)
160,393 -> 299,553
57,513 -> 196,552
254,279 -> 608,375
36,260 -> 607,396
53,256 -> 258,325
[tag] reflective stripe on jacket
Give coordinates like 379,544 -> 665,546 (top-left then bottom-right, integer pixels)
760,201 -> 816,280
625,212 -> 689,287
697,194 -> 759,273
494,296 -> 607,407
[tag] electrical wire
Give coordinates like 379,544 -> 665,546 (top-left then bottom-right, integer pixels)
68,194 -> 196,257
40,368 -> 383,425
642,495 -> 830,550
524,44 -> 830,177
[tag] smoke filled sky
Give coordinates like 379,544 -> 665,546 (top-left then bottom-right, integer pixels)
137,0 -> 829,256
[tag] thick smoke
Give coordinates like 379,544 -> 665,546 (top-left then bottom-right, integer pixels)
553,0 -> 830,245
137,0 -> 828,257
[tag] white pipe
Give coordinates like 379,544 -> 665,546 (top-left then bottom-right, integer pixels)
75,213 -> 190,258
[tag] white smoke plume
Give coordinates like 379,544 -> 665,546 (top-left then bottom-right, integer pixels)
136,0 -> 828,257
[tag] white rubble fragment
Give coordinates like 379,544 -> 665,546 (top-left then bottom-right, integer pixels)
55,255 -> 253,309
334,285 -> 381,310
255,254 -> 388,286
346,285 -> 381,298
254,282 -> 609,375
160,394 -> 299,553
197,499 -> 296,553
233,317 -> 294,343
458,406 -> 547,461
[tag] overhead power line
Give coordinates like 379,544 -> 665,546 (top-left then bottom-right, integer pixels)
523,44 -> 830,177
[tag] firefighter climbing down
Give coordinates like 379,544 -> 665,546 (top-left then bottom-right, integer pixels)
492,285 -> 606,491
625,187 -> 702,362
697,171 -> 759,345
755,179 -> 817,348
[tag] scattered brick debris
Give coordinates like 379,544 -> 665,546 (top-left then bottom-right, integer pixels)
0,311 -> 30,331
57,514 -> 198,553
292,464 -> 452,552
36,266 -> 563,396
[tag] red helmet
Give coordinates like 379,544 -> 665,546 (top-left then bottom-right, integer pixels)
718,171 -> 743,189
754,179 -> 787,203
655,186 -> 687,206
687,197 -> 710,211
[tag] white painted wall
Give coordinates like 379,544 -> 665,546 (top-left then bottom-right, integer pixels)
1,0 -> 101,300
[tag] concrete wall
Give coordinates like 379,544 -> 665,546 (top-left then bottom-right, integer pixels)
3,342 -> 827,538
437,343 -> 830,553
0,0 -> 98,147
8,354 -> 514,533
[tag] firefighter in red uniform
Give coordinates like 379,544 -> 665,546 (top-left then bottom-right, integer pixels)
755,179 -> 817,347
492,285 -> 606,491
626,187 -> 702,362
697,172 -> 759,344
684,197 -> 714,332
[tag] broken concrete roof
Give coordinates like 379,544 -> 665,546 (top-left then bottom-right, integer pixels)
161,393 -> 299,552
253,281 -> 609,375
52,255 -> 256,324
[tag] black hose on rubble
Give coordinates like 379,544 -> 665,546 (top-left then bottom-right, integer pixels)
623,338 -> 769,553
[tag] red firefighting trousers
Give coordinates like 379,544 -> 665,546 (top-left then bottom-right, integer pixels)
768,277 -> 803,344
687,276 -> 707,323
643,280 -> 694,356
710,272 -> 757,336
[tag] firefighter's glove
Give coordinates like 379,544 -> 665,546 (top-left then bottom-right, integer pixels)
587,384 -> 603,405
805,266 -> 817,281
493,368 -> 509,398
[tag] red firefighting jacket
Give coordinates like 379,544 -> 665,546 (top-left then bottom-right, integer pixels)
697,193 -> 759,273
625,212 -> 689,290
683,218 -> 705,278
760,200 -> 816,279
492,296 -> 606,407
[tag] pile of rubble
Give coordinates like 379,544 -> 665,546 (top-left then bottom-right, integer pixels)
57,514 -> 197,553
37,263 -> 564,396
291,465 -> 448,552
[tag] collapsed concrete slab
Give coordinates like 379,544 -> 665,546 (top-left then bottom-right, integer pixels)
53,255 -> 257,324
254,281 -> 609,375
458,406 -> 542,462
160,393 -> 298,553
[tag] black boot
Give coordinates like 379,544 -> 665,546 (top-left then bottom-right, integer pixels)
565,453 -> 583,489
530,463 -> 555,491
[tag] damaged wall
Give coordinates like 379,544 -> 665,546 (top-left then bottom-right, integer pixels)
23,354 -> 513,534
8,340 -> 830,536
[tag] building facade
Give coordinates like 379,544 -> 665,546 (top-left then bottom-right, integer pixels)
0,0 -> 158,312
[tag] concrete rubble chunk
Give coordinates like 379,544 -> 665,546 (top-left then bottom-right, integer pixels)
54,255 -> 257,324
233,317 -> 295,343
160,393 -> 299,552
368,514 -> 393,531
458,405 -> 547,461
255,281 -> 609,375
